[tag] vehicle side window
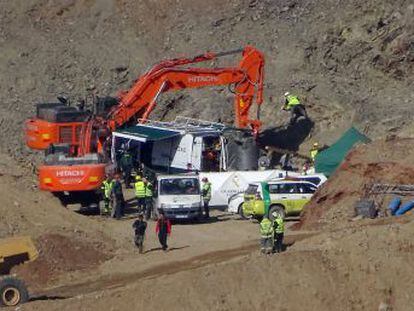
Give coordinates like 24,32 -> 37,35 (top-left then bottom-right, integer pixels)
302,184 -> 318,194
279,184 -> 296,194
246,184 -> 258,195
268,184 -> 280,194
301,177 -> 320,186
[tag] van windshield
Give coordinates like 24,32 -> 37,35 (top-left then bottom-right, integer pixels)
160,178 -> 200,195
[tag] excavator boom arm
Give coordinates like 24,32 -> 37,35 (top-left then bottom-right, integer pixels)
107,46 -> 264,132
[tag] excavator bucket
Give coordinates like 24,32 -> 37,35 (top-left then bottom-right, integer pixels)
0,237 -> 38,275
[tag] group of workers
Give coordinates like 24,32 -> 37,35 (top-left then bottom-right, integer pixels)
101,173 -> 154,220
259,212 -> 285,254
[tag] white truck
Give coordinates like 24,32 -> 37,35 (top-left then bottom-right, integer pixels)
153,174 -> 203,220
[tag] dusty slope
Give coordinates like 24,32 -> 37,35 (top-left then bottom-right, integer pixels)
0,0 -> 413,166
300,137 -> 414,230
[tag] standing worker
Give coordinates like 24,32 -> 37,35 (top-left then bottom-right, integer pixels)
201,177 -> 212,219
272,212 -> 285,253
156,211 -> 172,251
119,149 -> 133,188
259,216 -> 274,254
112,173 -> 125,220
134,175 -> 146,214
281,92 -> 308,125
310,142 -> 319,163
144,177 -> 153,220
101,174 -> 114,215
132,214 -> 147,254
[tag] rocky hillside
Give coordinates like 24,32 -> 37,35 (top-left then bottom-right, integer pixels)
0,0 -> 413,167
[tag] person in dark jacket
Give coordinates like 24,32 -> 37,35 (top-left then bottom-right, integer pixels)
132,214 -> 147,253
112,173 -> 125,220
155,211 -> 171,251
119,150 -> 133,188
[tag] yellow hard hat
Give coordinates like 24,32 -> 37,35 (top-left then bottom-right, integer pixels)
135,175 -> 142,181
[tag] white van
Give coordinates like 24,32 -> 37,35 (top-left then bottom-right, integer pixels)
153,174 -> 203,220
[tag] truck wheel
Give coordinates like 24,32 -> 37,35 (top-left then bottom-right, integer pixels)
238,203 -> 248,220
269,205 -> 285,221
0,276 -> 29,307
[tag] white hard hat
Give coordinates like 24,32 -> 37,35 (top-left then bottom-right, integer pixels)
284,92 -> 290,96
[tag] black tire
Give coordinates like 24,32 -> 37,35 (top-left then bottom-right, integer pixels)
269,205 -> 285,221
0,276 -> 29,307
238,203 -> 248,220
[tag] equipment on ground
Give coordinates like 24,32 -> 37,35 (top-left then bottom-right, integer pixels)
25,46 -> 265,199
0,237 -> 38,307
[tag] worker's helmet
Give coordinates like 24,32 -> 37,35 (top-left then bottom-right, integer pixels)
135,175 -> 142,181
313,142 -> 319,147
284,92 -> 290,97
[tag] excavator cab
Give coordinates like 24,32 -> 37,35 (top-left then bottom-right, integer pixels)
25,102 -> 89,150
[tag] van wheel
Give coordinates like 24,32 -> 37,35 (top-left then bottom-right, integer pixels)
269,205 -> 285,221
0,276 -> 29,307
238,204 -> 248,220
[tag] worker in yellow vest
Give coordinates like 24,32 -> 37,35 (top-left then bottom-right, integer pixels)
101,175 -> 114,215
272,212 -> 285,253
259,216 -> 274,254
310,142 -> 319,163
143,178 -> 153,220
135,175 -> 146,213
282,92 -> 308,125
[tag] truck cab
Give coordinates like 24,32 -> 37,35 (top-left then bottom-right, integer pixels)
153,174 -> 203,220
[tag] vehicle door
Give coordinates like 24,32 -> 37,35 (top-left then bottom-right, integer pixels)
243,183 -> 259,215
294,182 -> 318,212
191,136 -> 203,171
276,183 -> 297,215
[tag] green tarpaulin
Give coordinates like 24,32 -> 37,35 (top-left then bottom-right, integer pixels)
315,127 -> 370,177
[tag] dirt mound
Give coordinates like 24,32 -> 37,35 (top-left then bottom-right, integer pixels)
13,233 -> 110,290
300,137 -> 414,230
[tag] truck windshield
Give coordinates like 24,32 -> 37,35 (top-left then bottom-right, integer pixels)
160,178 -> 200,195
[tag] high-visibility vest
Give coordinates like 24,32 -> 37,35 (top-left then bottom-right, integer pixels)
260,218 -> 274,238
310,148 -> 318,161
286,95 -> 300,109
145,183 -> 153,198
135,181 -> 146,198
274,217 -> 285,234
101,180 -> 114,198
202,182 -> 212,200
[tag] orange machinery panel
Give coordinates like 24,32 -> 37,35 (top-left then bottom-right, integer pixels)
25,118 -> 85,150
39,163 -> 106,192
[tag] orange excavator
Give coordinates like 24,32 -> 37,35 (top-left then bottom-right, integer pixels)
25,46 -> 265,196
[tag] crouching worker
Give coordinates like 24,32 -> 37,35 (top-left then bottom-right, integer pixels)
132,214 -> 147,254
272,212 -> 285,253
259,216 -> 274,254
